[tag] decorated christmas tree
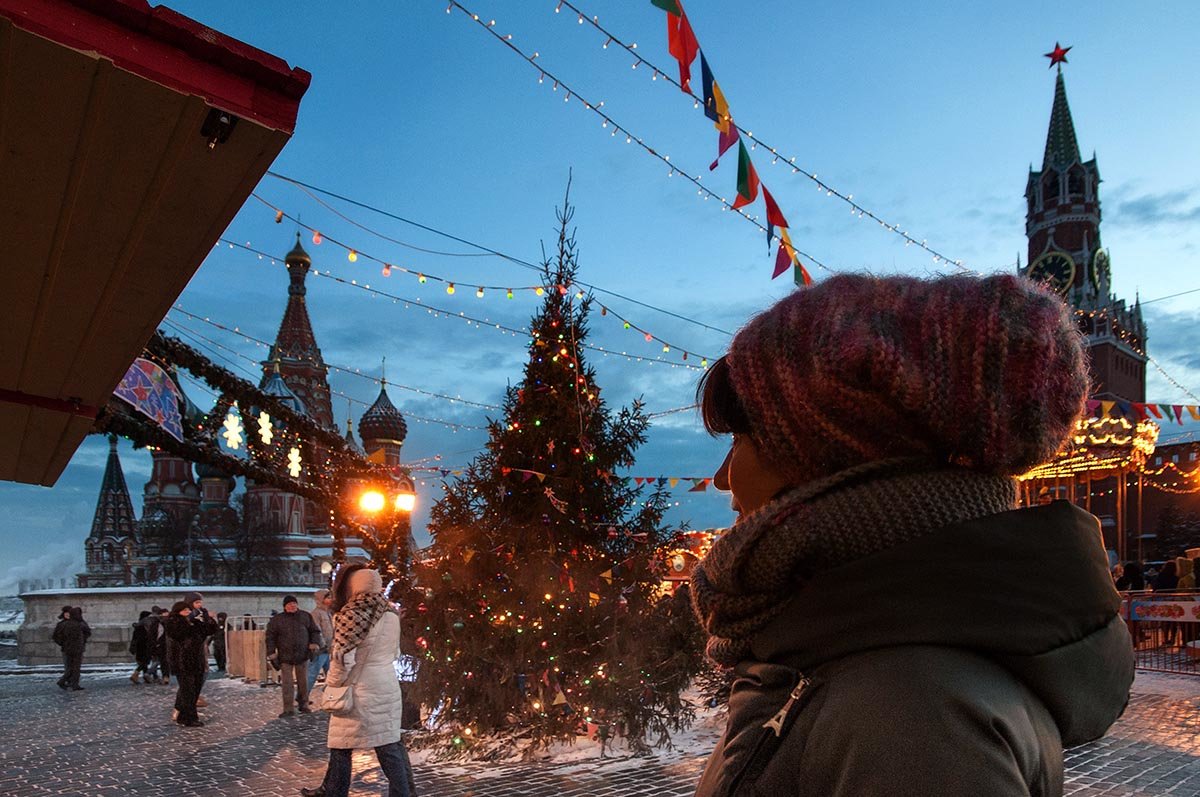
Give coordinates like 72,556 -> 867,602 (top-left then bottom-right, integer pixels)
412,192 -> 703,756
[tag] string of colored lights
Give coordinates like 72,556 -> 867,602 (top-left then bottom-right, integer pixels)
170,304 -> 505,409
442,0 -> 836,275
211,238 -> 713,370
554,0 -> 972,273
266,171 -> 736,337
163,316 -> 490,431
252,198 -> 714,364
252,194 -> 545,293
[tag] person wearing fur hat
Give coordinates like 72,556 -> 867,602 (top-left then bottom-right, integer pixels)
690,274 -> 1134,797
301,565 -> 416,797
308,589 -> 335,696
165,600 -> 217,727
267,595 -> 321,717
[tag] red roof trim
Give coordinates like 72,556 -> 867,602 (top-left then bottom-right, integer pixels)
0,0 -> 311,132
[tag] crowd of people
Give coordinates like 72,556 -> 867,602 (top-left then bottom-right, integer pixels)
1113,557 -> 1198,591
49,577 -> 416,795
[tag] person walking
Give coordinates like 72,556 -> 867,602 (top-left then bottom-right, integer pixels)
52,606 -> 90,691
129,610 -> 154,684
689,274 -> 1134,797
183,592 -> 214,707
307,589 -> 335,697
164,600 -> 216,727
300,565 -> 416,797
155,605 -> 172,686
266,595 -> 321,717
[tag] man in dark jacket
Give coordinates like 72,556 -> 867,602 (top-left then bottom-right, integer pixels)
129,610 -> 154,684
266,595 -> 320,717
52,606 -> 90,691
164,600 -> 217,727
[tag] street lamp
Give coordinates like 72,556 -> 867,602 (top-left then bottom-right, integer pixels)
394,491 -> 416,513
359,489 -> 386,513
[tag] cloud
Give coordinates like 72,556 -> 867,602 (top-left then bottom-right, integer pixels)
1108,186 -> 1200,228
0,540 -> 84,596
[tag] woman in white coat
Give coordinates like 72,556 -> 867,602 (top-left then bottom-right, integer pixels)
301,565 -> 417,797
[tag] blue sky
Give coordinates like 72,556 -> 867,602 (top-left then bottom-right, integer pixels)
4,0 -> 1200,592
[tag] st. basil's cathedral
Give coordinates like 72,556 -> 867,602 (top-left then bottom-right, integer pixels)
79,236 -> 410,587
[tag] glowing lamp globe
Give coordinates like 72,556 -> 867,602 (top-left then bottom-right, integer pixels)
359,490 -> 386,513
394,492 -> 416,512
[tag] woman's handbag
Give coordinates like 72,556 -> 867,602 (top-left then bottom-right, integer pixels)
321,682 -> 354,714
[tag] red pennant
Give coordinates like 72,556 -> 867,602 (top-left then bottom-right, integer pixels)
762,186 -> 788,229
667,11 -> 699,91
1174,405 -> 1184,424
1146,404 -> 1163,419
772,241 -> 792,279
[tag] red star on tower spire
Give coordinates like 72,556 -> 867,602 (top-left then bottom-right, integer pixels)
1044,42 -> 1071,68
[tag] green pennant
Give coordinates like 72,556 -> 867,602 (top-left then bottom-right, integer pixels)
651,0 -> 683,14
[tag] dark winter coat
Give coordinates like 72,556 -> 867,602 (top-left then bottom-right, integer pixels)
129,622 -> 153,664
695,501 -> 1133,797
52,616 -> 91,655
164,612 -> 216,675
144,614 -> 166,657
265,609 -> 320,664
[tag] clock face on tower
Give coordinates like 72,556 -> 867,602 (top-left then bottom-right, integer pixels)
1090,249 -> 1110,289
1028,251 -> 1076,295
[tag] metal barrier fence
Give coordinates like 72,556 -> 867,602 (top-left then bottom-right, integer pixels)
1121,591 -> 1200,676
223,616 -> 280,686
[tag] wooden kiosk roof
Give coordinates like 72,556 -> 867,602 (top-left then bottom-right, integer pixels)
0,0 -> 310,484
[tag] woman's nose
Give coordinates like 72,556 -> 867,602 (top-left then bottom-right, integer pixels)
714,448 -> 733,491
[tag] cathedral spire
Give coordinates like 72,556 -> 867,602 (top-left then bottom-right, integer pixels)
88,435 -> 137,541
265,235 -> 333,428
1043,69 -> 1081,170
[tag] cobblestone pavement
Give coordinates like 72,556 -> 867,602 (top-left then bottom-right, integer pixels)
1,668 -> 1197,796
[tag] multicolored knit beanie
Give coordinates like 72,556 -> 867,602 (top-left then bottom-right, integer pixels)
725,273 -> 1088,486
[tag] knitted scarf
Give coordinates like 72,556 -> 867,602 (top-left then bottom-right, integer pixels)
331,591 -> 395,663
691,459 -> 1017,666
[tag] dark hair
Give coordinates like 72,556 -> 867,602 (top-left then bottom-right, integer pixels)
331,563 -> 368,613
139,610 -> 151,620
696,355 -> 752,436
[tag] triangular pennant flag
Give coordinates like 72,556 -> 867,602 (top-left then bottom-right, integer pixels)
535,473 -> 547,483
1173,405 -> 1184,424
732,141 -> 760,209
651,0 -> 682,12
522,471 -> 534,482
1189,406 -> 1200,421
1085,399 -> 1101,415
688,478 -> 707,492
634,477 -> 645,486
773,239 -> 793,279
1158,404 -> 1173,420
1145,404 -> 1162,419
452,470 -> 463,476
588,592 -> 601,606
600,569 -> 613,584
1101,400 -> 1116,418
667,10 -> 699,91
1116,400 -> 1132,419
1131,403 -> 1148,420
709,123 -> 739,171
763,186 -> 789,230
700,52 -> 719,124
553,689 -> 568,706
669,477 -> 680,488
794,259 -> 813,287
463,549 -> 475,563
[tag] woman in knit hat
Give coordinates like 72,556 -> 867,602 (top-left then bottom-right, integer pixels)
301,565 -> 416,797
690,273 -> 1133,797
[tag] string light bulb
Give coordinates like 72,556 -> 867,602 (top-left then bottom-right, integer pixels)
418,273 -> 426,284
476,286 -> 485,298
312,231 -> 322,245
382,265 -> 392,277
348,249 -> 358,262
447,283 -> 456,295
506,288 -> 514,299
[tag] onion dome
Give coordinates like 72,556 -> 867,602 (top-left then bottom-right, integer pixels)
286,232 -> 312,268
259,360 -> 307,417
359,384 -> 407,444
